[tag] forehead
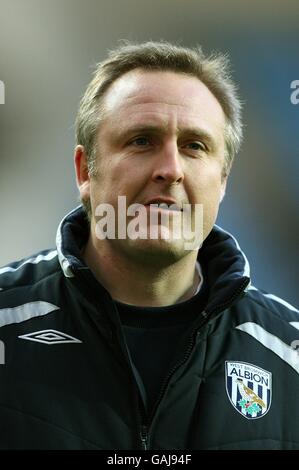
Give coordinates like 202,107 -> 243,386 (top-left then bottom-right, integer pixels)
101,69 -> 226,136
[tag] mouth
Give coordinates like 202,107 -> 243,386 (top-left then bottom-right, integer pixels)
144,198 -> 182,212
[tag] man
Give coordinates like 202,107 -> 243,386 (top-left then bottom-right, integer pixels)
0,42 -> 298,450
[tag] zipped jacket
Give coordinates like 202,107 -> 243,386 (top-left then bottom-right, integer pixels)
0,206 -> 298,450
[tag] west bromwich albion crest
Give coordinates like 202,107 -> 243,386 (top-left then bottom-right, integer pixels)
225,361 -> 272,419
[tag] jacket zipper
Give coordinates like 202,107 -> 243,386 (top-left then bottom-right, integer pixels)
139,277 -> 250,447
140,425 -> 148,450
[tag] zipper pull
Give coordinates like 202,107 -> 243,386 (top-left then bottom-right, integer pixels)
140,425 -> 148,450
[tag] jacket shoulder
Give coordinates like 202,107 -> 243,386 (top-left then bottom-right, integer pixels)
243,285 -> 299,322
0,249 -> 60,294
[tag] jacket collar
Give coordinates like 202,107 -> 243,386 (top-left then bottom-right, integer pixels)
56,206 -> 251,311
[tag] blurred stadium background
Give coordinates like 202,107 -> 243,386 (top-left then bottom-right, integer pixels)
0,0 -> 298,304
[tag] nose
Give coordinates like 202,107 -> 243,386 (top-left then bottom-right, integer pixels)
151,141 -> 184,185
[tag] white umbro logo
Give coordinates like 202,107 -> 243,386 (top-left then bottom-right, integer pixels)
18,329 -> 82,345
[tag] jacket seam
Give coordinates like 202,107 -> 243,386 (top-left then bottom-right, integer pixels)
0,268 -> 63,295
244,293 -> 294,323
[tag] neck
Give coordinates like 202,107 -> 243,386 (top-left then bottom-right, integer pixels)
82,230 -> 200,307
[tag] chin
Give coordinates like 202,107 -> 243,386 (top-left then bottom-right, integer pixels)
123,237 -> 193,266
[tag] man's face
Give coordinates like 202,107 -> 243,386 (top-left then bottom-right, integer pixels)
83,69 -> 227,263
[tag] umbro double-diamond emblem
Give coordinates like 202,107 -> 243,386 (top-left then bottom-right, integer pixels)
18,329 -> 82,345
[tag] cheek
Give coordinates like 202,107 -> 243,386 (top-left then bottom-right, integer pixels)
190,166 -> 223,203
203,193 -> 222,218
188,169 -> 223,229
111,158 -> 150,193
89,163 -> 140,207
199,188 -> 223,238
100,153 -> 140,182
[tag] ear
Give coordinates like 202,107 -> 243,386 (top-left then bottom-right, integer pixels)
74,145 -> 90,202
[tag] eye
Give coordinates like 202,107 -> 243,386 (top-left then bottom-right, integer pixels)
131,137 -> 150,146
184,141 -> 206,151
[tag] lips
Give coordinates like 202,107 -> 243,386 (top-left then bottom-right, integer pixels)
144,198 -> 182,212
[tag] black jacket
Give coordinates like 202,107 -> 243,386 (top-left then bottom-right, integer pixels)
0,206 -> 298,450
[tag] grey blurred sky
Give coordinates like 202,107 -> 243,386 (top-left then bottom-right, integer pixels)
0,0 -> 298,304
